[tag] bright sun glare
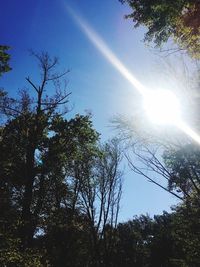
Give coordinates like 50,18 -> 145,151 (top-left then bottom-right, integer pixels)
143,89 -> 181,125
67,5 -> 200,145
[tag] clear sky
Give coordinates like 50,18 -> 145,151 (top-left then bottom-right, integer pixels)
1,0 -> 179,221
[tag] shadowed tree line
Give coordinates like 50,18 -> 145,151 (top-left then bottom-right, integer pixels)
0,51 -> 124,266
1,3 -> 200,261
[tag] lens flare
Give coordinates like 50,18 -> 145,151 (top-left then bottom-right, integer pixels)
66,5 -> 200,145
178,121 -> 200,144
66,5 -> 146,96
143,89 -> 181,125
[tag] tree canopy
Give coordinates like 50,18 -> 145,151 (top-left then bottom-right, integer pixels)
1,2 -> 200,262
0,52 -> 124,266
120,0 -> 200,58
1,51 -> 200,266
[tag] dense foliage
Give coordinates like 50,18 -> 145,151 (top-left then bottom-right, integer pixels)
0,51 -> 200,266
0,52 -> 123,266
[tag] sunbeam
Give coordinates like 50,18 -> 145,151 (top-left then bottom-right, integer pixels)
179,121 -> 200,145
66,5 -> 200,146
66,5 -> 146,96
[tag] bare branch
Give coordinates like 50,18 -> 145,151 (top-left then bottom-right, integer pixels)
125,153 -> 184,200
46,70 -> 70,81
26,77 -> 39,93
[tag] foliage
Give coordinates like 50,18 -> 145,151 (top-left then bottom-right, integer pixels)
120,0 -> 200,58
112,66 -> 200,265
0,51 -> 123,266
1,50 -> 200,266
0,45 -> 11,76
0,242 -> 45,267
112,210 -> 200,267
163,143 -> 200,198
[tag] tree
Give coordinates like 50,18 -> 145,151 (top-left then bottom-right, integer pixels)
114,215 -> 153,267
0,51 -> 97,249
43,208 -> 92,267
113,111 -> 200,205
112,61 -> 200,265
42,139 -> 123,267
120,0 -> 200,58
63,139 -> 123,266
0,51 -> 124,266
0,45 -> 11,76
110,210 -> 200,267
171,199 -> 200,266
163,143 -> 200,200
113,114 -> 186,199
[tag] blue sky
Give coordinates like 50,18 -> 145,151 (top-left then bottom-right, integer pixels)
1,0 -> 178,221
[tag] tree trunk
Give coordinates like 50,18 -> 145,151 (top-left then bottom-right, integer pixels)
21,146 -> 35,248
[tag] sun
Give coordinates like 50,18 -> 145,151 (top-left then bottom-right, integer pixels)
68,7 -> 200,145
143,89 -> 181,125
